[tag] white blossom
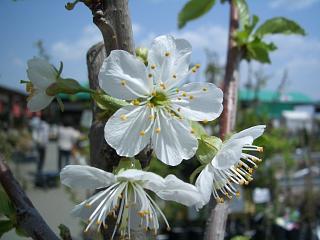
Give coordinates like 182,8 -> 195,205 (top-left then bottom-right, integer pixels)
60,165 -> 201,238
196,125 -> 266,208
26,58 -> 57,112
99,35 -> 223,166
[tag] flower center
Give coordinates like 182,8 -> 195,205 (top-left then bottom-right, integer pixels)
149,91 -> 169,107
26,82 -> 36,101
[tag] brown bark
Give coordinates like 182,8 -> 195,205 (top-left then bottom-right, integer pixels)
86,1 -> 150,239
204,1 -> 240,240
86,0 -> 135,172
0,155 -> 59,240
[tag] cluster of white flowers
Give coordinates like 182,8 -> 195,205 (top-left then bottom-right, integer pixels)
25,35 -> 265,239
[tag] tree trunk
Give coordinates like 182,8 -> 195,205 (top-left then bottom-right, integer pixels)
87,0 -> 135,171
204,1 -> 240,239
86,1 -> 150,239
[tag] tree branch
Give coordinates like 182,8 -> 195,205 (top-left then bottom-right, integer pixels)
86,1 -> 151,238
0,154 -> 60,240
204,1 -> 240,239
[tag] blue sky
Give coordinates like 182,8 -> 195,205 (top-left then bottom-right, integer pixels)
0,0 -> 319,100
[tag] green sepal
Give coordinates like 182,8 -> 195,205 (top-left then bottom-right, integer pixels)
189,164 -> 206,184
191,121 -> 207,139
196,135 -> 222,164
114,158 -> 142,174
91,92 -> 128,112
46,78 -> 84,96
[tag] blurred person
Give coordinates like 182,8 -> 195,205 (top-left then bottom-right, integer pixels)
57,117 -> 80,171
31,116 -> 49,173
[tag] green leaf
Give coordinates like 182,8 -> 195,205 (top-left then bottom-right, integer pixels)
233,0 -> 249,27
196,135 -> 222,164
178,0 -> 216,29
191,122 -> 207,139
0,188 -> 15,219
255,17 -> 306,37
189,164 -> 206,184
245,39 -> 277,64
0,220 -> 14,238
15,227 -> 28,238
245,15 -> 259,35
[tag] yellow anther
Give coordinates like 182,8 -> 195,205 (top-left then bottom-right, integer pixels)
96,220 -> 101,225
182,92 -> 187,97
191,67 -> 197,73
160,83 -> 166,89
120,80 -> 126,86
155,128 -> 161,133
132,99 -> 140,106
148,73 -> 153,78
172,74 -> 177,79
138,211 -> 145,217
189,95 -> 194,100
165,52 -> 170,57
258,147 -> 264,152
85,203 -> 91,208
203,119 -> 208,124
248,168 -> 253,174
147,103 -> 155,108
236,191 -> 241,198
151,91 -> 157,96
148,115 -> 155,120
190,128 -> 195,134
175,88 -> 179,93
195,63 -> 201,69
139,131 -> 145,136
151,64 -> 156,69
120,114 -> 127,121
202,87 -> 208,92
239,179 -> 245,185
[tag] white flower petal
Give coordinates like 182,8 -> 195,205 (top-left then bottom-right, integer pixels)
152,109 -> 198,166
99,50 -> 152,100
211,136 -> 252,169
27,57 -> 57,89
104,105 -> 152,157
155,174 -> 202,207
195,164 -> 214,209
60,165 -> 115,189
27,92 -> 54,112
170,82 -> 223,121
117,169 -> 165,190
148,35 -> 192,88
230,125 -> 266,143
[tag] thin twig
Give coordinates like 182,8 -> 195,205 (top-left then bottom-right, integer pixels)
0,154 -> 60,240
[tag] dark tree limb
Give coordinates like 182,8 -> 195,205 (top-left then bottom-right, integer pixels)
204,1 -> 240,239
85,1 -> 151,238
0,154 -> 60,240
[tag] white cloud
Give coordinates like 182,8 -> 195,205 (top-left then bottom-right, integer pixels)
52,23 -> 143,62
242,35 -> 320,100
51,25 -> 101,61
269,0 -> 320,10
